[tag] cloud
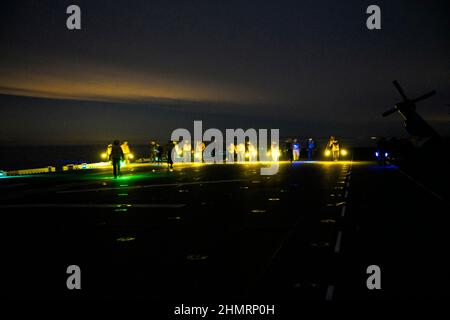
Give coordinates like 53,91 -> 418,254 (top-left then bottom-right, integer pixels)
0,58 -> 269,108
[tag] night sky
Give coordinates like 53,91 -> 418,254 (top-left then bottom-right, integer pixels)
0,0 -> 449,145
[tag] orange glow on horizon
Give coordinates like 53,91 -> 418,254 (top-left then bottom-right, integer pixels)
0,62 -> 266,106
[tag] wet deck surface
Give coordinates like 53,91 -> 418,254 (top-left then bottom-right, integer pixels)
0,161 -> 448,300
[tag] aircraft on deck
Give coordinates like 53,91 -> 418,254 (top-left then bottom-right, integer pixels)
378,80 -> 448,165
382,80 -> 439,146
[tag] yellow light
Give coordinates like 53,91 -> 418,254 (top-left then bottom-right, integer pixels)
252,151 -> 257,156
266,151 -> 271,156
325,150 -> 331,157
101,153 -> 107,159
341,149 -> 348,156
128,153 -> 134,159
245,152 -> 250,158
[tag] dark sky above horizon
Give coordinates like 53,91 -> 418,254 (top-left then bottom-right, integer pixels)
0,0 -> 449,145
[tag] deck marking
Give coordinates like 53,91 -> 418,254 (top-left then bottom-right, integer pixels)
58,179 -> 245,194
0,183 -> 28,189
341,205 -> 346,217
334,231 -> 343,253
326,285 -> 335,301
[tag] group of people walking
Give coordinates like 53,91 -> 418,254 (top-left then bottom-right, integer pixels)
105,136 -> 343,178
285,138 -> 317,162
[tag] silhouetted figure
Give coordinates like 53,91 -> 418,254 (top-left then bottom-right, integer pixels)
167,141 -> 175,169
286,141 -> 293,163
307,138 -> 315,161
109,140 -> 124,179
149,141 -> 157,162
156,144 -> 163,163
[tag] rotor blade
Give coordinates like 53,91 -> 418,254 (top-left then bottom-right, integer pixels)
412,90 -> 436,103
382,107 -> 397,117
393,80 -> 408,101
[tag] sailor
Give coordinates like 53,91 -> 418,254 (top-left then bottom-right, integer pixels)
236,142 -> 245,162
156,144 -> 163,163
121,141 -> 131,164
247,141 -> 257,162
106,144 -> 113,160
227,143 -> 236,163
167,141 -> 175,169
271,141 -> 280,161
182,140 -> 192,163
149,141 -> 157,162
286,141 -> 293,163
195,141 -> 205,162
307,138 -> 315,161
109,140 -> 124,179
329,137 -> 340,161
292,138 -> 300,161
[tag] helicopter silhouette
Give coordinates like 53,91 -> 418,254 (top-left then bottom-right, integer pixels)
382,80 -> 439,140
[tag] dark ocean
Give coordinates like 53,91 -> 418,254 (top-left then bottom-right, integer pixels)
0,145 -> 151,171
